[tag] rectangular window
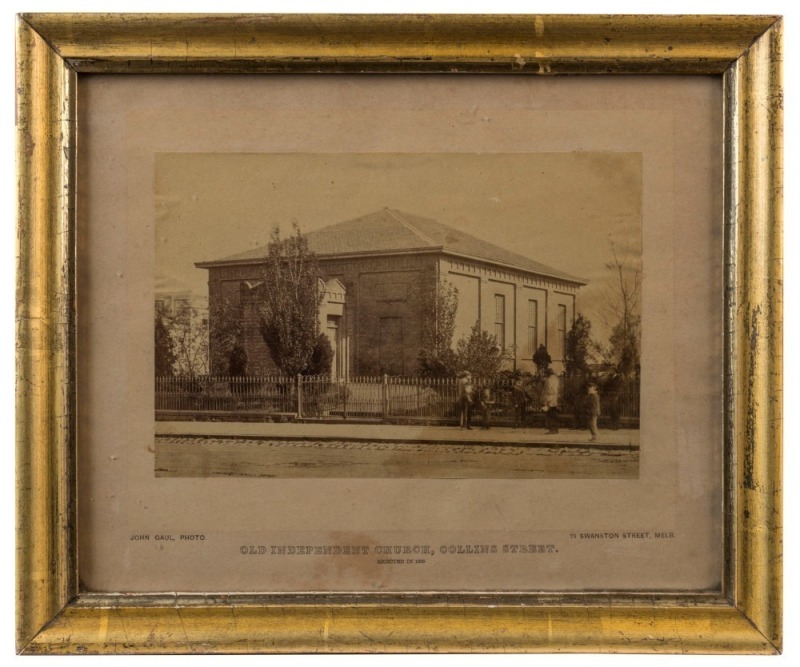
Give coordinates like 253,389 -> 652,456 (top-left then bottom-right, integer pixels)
527,299 -> 538,356
558,304 -> 568,358
494,294 -> 506,348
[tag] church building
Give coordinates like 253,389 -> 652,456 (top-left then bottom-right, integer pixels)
196,208 -> 586,377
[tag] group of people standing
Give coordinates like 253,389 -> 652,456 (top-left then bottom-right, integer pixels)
509,368 -> 563,433
459,369 -> 601,441
455,371 -> 493,430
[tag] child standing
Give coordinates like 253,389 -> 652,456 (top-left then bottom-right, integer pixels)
587,383 -> 601,442
478,387 -> 494,430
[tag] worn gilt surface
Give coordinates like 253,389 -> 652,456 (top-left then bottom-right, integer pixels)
725,17 -> 783,651
15,13 -> 782,654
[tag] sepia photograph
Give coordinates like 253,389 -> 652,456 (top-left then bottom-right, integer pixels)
154,152 -> 641,479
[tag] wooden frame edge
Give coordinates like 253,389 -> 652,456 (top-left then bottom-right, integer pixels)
15,13 -> 782,655
15,15 -> 78,654
24,599 -> 776,654
22,13 -> 778,74
727,16 -> 783,653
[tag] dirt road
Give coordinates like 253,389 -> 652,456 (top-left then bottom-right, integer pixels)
155,435 -> 638,479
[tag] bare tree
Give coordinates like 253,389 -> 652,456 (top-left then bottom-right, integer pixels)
154,304 -> 177,376
599,240 -> 641,378
208,294 -> 247,375
168,304 -> 210,376
417,277 -> 459,377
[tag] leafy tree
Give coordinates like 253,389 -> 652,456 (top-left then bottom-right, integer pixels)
453,323 -> 509,380
227,343 -> 248,376
562,314 -> 599,429
565,313 -> 596,376
600,240 -> 641,378
608,316 -> 641,378
533,344 -> 552,374
257,222 -> 324,377
154,304 -> 177,376
497,368 -> 533,383
304,333 -> 335,376
417,348 -> 458,378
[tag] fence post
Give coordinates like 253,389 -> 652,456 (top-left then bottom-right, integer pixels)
382,374 -> 389,420
296,373 -> 303,419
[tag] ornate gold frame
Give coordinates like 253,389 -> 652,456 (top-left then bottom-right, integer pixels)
15,14 -> 782,654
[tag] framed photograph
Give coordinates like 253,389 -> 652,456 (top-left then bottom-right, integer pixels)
15,13 -> 782,654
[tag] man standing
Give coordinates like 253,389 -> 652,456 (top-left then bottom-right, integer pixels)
587,382 -> 601,442
457,371 -> 474,430
542,368 -> 560,434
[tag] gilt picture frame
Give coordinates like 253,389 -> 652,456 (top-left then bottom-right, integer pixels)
15,14 -> 782,654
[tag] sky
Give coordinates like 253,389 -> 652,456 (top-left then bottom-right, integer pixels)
155,152 -> 642,344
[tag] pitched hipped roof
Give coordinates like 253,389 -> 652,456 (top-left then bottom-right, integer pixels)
198,208 -> 585,285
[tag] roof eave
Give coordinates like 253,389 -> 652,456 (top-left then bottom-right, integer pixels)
439,249 -> 588,286
197,248 -> 587,286
195,246 -> 445,270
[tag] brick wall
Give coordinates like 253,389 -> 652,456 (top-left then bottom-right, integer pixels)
320,253 -> 438,376
207,267 -> 278,375
205,252 -> 579,377
207,253 -> 439,376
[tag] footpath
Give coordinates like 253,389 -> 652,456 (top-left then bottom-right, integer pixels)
156,420 -> 639,450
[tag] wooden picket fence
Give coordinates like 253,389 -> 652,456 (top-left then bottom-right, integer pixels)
155,373 -> 640,426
